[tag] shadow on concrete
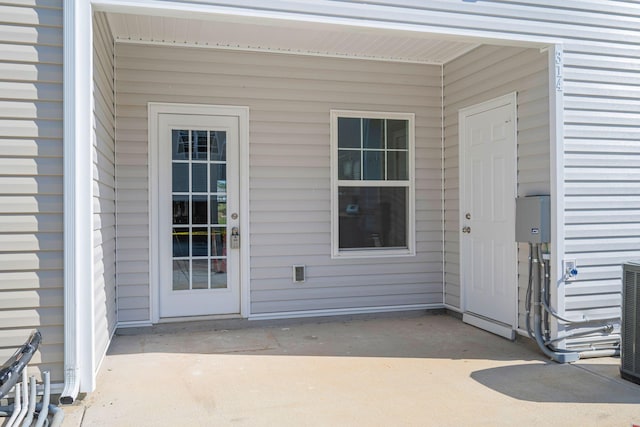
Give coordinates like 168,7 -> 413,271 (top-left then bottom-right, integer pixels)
471,362 -> 640,404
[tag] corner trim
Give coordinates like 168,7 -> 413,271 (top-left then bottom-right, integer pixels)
548,44 -> 566,348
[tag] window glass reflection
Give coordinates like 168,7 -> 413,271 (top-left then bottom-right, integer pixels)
338,150 -> 360,180
170,126 -> 232,292
192,260 -> 208,289
192,130 -> 208,160
192,163 -> 207,193
211,199 -> 226,225
172,260 -> 189,290
210,164 -> 226,193
338,118 -> 360,149
387,120 -> 408,149
363,119 -> 384,149
172,196 -> 188,225
172,163 -> 188,193
172,130 -> 189,160
338,186 -> 407,249
192,227 -> 208,257
387,151 -> 408,180
363,151 -> 384,180
210,131 -> 226,161
192,195 -> 207,224
211,227 -> 226,258
172,228 -> 189,257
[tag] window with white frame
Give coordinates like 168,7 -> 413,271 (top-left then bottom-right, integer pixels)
331,110 -> 415,258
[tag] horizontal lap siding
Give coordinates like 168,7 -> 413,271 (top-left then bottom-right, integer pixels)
0,1 -> 64,382
561,43 -> 640,348
92,13 -> 116,372
115,44 -> 443,318
443,46 -> 549,331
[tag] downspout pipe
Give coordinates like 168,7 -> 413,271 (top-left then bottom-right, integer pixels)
61,0 -> 85,404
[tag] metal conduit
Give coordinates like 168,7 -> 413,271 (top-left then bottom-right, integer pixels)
1,331 -> 64,427
525,243 -> 621,362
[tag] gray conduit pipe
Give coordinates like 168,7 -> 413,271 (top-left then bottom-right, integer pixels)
531,243 -> 580,363
16,369 -> 29,426
22,375 -> 37,427
524,243 -> 535,340
539,246 -> 621,353
14,371 -> 29,426
5,383 -> 21,427
578,348 -> 620,359
540,253 -> 618,325
34,371 -> 51,427
545,324 -> 614,346
0,372 -> 62,427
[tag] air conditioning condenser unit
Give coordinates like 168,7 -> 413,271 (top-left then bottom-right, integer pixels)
621,261 -> 640,384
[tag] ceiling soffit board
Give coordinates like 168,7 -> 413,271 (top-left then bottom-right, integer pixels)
105,12 -> 481,64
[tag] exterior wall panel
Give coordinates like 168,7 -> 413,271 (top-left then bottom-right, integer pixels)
92,12 -> 117,374
0,0 -> 64,382
561,47 -> 639,348
115,45 -> 443,319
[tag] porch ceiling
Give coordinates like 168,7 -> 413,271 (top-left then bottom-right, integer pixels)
105,12 -> 480,64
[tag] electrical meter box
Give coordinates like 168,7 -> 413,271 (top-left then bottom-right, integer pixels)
515,196 -> 550,243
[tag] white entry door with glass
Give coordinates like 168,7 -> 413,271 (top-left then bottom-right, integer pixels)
157,113 -> 240,318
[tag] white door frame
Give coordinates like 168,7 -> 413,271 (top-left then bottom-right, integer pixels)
458,92 -> 518,337
148,103 -> 250,323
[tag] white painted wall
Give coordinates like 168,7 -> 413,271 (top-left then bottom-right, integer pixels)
115,45 -> 444,320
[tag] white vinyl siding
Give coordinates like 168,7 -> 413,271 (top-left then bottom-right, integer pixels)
92,12 -> 117,372
115,45 -> 443,319
561,45 -> 638,349
443,45 -> 550,331
0,0 -> 64,382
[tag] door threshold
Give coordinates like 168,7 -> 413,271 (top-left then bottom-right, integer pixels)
463,312 -> 515,341
158,313 -> 243,324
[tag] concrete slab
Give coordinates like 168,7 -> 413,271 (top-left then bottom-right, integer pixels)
65,312 -> 640,427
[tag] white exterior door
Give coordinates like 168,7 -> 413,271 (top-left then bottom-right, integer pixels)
157,113 -> 241,318
459,94 -> 517,340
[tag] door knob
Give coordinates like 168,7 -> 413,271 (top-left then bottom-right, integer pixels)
462,226 -> 471,234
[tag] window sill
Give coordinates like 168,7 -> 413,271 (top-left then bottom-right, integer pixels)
331,248 -> 415,259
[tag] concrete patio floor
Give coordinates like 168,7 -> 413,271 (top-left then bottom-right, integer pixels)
63,312 -> 640,426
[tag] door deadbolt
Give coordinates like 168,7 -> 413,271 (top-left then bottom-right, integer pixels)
465,213 -> 471,220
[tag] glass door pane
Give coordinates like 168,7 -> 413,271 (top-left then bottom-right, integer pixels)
171,128 -> 228,291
